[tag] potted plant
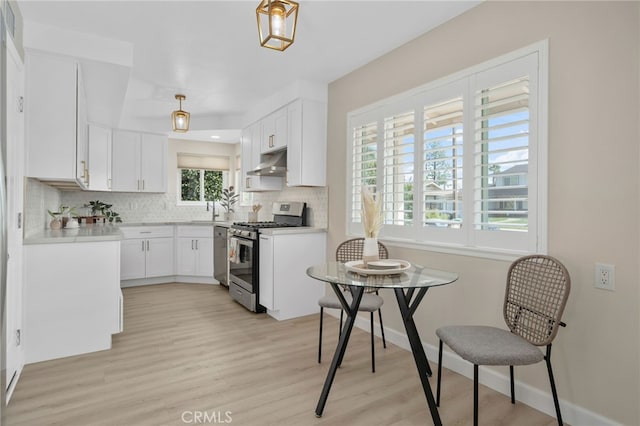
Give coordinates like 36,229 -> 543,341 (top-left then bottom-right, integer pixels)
47,209 -> 63,230
220,186 -> 239,221
47,205 -> 79,229
84,200 -> 123,224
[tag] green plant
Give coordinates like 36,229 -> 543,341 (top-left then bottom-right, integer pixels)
48,205 -> 77,220
220,186 -> 239,213
84,200 -> 123,223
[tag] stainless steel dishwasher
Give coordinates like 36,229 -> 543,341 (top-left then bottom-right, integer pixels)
214,225 -> 229,287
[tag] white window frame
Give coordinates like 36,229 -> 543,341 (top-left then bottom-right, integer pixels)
346,41 -> 548,260
176,169 -> 229,206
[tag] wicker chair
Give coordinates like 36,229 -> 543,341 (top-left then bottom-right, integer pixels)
435,255 -> 571,426
317,238 -> 388,372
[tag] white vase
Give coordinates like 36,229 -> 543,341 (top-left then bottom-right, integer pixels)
362,237 -> 379,266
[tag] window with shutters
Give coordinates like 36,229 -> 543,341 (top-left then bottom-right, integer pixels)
346,42 -> 548,258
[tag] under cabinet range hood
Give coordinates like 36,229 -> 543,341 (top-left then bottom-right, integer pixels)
248,150 -> 287,176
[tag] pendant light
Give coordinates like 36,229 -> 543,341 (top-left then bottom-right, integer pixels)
171,94 -> 190,132
256,0 -> 299,52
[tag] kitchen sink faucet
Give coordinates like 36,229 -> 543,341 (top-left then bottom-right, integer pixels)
206,201 -> 219,221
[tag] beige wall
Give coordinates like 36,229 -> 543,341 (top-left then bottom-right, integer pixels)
327,2 -> 639,424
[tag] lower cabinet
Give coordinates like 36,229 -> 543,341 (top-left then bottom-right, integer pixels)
24,240 -> 121,364
120,225 -> 215,285
120,226 -> 175,280
176,226 -> 214,277
259,232 -> 326,321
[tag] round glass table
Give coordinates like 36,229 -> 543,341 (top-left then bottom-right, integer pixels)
307,261 -> 458,426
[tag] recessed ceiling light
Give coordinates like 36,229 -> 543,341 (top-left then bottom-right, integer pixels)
210,135 -> 220,140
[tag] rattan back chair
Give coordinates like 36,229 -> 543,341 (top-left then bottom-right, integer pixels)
317,238 -> 388,372
435,255 -> 571,426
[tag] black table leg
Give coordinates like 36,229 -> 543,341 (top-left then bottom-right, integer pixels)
394,287 -> 442,426
315,284 -> 364,417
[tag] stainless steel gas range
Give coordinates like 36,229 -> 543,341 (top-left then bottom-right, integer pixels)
228,201 -> 307,312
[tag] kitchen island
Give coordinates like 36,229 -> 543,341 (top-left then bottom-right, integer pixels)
23,225 -> 123,363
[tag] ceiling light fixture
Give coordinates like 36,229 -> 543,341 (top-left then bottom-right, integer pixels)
256,0 -> 299,52
171,94 -> 190,132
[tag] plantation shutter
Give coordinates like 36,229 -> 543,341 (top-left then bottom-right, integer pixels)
350,121 -> 378,223
382,110 -> 415,226
423,97 -> 464,228
473,76 -> 530,232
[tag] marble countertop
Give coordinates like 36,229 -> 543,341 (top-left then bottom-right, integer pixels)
258,227 -> 327,236
24,226 -> 123,245
119,221 -> 235,227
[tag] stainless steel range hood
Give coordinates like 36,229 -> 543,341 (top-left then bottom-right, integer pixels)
247,150 -> 287,177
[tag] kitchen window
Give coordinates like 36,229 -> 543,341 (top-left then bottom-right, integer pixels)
346,41 -> 548,258
177,154 -> 230,205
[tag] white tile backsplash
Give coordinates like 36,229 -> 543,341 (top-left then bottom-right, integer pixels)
25,177 -> 328,232
24,178 -> 62,237
54,186 -> 328,227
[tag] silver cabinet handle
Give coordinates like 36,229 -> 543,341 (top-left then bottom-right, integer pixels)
191,240 -> 194,250
141,240 -> 145,251
269,134 -> 274,148
246,177 -> 251,189
195,239 -> 198,250
146,240 -> 150,251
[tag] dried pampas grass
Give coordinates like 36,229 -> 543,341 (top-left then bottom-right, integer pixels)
361,186 -> 383,238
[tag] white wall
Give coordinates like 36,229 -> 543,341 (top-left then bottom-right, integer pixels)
326,2 -> 639,424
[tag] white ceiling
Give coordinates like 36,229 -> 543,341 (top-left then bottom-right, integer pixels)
18,0 -> 480,142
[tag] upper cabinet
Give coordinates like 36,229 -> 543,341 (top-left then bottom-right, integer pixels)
260,106 -> 288,154
112,130 -> 167,193
242,98 -> 327,191
87,124 -> 112,191
25,51 -> 88,187
241,122 -> 283,192
286,99 -> 326,187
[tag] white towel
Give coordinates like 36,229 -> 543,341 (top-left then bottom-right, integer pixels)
228,238 -> 239,263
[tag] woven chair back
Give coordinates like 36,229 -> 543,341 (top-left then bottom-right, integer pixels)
336,238 -> 389,263
336,238 -> 389,293
503,255 -> 571,347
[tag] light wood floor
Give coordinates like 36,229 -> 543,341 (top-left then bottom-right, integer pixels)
6,283 -> 558,426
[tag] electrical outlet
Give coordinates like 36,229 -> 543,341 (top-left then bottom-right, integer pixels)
595,263 -> 615,291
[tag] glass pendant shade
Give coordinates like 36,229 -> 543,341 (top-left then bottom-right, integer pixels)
256,0 -> 299,51
171,94 -> 190,132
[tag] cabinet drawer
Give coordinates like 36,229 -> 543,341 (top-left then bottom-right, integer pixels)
176,225 -> 214,238
120,226 -> 174,239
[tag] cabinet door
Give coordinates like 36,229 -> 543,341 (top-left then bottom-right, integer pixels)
261,107 -> 287,153
140,133 -> 167,193
176,237 -> 197,276
120,239 -> 146,280
240,125 -> 254,192
195,237 -> 214,277
25,52 -> 77,180
145,237 -> 175,278
111,130 -> 140,191
259,235 -> 274,310
287,99 -> 326,187
88,124 -> 111,191
76,67 -> 89,188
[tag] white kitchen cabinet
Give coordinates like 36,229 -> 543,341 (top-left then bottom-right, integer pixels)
259,232 -> 326,321
286,99 -> 327,187
24,240 -> 121,364
176,226 -> 214,278
261,106 -> 287,153
120,226 -> 174,280
87,124 -> 112,191
112,130 -> 167,193
241,122 -> 283,192
25,51 -> 88,186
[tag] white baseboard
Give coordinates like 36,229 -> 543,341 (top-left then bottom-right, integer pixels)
121,276 -> 218,288
326,310 -> 618,426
